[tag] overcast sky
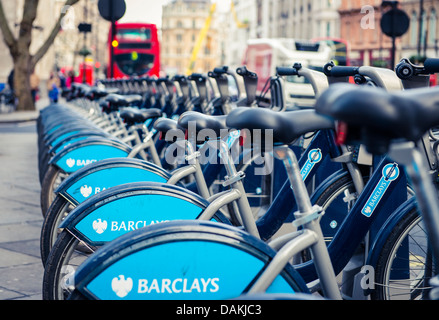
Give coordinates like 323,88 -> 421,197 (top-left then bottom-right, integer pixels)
118,0 -> 230,27
118,0 -> 168,26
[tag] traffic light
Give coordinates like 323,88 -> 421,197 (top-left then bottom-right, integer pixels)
112,40 -> 119,48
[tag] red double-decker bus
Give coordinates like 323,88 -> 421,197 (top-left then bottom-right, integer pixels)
108,22 -> 160,78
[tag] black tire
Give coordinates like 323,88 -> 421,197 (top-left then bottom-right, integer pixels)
371,208 -> 434,300
40,164 -> 68,216
40,195 -> 74,266
42,230 -> 91,300
314,173 -> 365,244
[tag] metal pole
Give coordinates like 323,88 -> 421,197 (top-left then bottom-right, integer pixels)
83,0 -> 88,83
110,0 -> 115,78
418,0 -> 424,57
111,21 -> 116,78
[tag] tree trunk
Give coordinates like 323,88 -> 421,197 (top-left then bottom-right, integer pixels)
0,0 -> 81,112
14,54 -> 34,111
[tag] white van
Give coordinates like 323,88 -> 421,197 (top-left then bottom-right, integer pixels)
243,38 -> 332,109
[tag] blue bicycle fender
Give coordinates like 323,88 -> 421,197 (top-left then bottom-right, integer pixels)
44,124 -> 100,147
48,131 -> 110,155
70,220 -> 309,300
55,158 -> 171,205
59,182 -> 230,247
48,137 -> 133,173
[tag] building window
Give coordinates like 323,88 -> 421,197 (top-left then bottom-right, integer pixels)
429,8 -> 437,45
176,34 -> 182,42
421,10 -> 427,46
410,11 -> 418,47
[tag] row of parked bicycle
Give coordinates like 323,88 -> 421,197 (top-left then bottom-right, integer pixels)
37,57 -> 439,300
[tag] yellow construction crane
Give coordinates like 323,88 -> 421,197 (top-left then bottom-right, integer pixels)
230,1 -> 249,29
185,1 -> 249,75
185,3 -> 217,75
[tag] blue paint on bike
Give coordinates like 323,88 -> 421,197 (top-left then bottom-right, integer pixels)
300,148 -> 323,180
361,163 -> 399,217
49,138 -> 133,173
59,182 -> 230,246
85,240 -> 295,300
65,167 -> 168,204
74,194 -> 204,243
71,220 -> 306,300
55,145 -> 129,172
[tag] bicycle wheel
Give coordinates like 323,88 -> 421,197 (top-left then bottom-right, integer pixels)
314,172 -> 365,243
66,220 -> 310,300
40,165 -> 68,216
40,194 -> 74,266
371,208 -> 435,300
217,152 -> 273,226
42,230 -> 92,300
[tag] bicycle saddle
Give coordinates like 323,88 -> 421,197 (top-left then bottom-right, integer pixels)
154,118 -> 182,133
226,108 -> 334,145
119,107 -> 162,125
154,118 -> 184,142
315,83 -> 439,154
85,87 -> 109,100
178,111 -> 228,137
105,93 -> 143,107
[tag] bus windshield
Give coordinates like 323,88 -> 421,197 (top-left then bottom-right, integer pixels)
116,28 -> 151,41
114,53 -> 155,76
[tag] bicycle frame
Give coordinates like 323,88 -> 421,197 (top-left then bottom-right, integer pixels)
296,156 -> 408,284
64,142 -> 344,300
52,127 -> 351,243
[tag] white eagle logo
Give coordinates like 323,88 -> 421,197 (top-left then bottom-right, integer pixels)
92,218 -> 107,234
80,185 -> 93,198
111,275 -> 133,298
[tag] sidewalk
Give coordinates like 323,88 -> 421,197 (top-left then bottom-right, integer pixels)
0,97 -> 48,124
0,98 -> 50,300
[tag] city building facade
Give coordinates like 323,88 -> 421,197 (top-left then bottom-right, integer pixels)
53,0 -> 109,82
160,0 -> 221,75
222,0 -> 342,69
338,0 -> 439,68
399,0 -> 439,61
338,0 -> 395,67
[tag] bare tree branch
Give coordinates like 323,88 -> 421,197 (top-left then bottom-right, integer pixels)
0,0 -> 18,57
31,0 -> 80,67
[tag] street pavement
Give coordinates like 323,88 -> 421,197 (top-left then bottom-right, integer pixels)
0,101 -> 44,300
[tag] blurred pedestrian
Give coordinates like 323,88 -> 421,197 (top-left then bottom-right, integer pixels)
47,72 -> 60,103
30,69 -> 40,103
7,69 -> 14,92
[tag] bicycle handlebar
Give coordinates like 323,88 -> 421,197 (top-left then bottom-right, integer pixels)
276,67 -> 299,76
188,73 -> 206,81
325,65 -> 360,77
423,59 -> 439,74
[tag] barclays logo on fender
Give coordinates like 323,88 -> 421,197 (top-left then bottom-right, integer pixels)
111,274 -> 220,298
